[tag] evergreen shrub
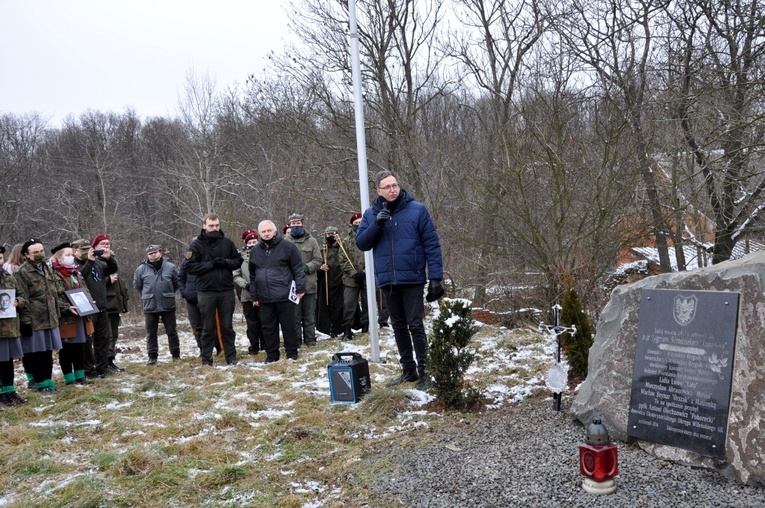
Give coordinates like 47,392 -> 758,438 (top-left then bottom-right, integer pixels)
429,298 -> 481,408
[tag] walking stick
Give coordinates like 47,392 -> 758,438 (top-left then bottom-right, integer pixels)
215,309 -> 224,353
335,235 -> 356,272
322,243 -> 329,305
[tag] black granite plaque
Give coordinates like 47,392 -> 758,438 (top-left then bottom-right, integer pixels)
627,289 -> 738,459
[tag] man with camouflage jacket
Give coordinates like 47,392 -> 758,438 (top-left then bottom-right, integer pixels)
284,213 -> 322,347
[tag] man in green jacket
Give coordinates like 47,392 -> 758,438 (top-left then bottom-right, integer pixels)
285,213 -> 322,347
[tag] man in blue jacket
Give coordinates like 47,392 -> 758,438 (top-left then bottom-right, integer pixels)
356,170 -> 445,389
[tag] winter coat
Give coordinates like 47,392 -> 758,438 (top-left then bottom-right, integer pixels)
339,229 -> 366,287
0,270 -> 25,338
55,270 -> 95,338
178,258 -> 199,305
233,249 -> 254,302
248,233 -> 306,304
106,273 -> 130,314
356,189 -> 443,288
185,229 -> 243,292
15,261 -> 69,330
76,255 -> 118,310
285,232 -> 322,294
133,258 -> 179,313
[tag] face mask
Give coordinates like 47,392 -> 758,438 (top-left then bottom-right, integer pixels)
62,255 -> 75,266
206,230 -> 221,238
33,253 -> 45,263
352,225 -> 359,233
79,251 -> 89,261
290,226 -> 305,238
261,237 -> 274,246
150,258 -> 162,265
326,236 -> 336,245
244,245 -> 254,251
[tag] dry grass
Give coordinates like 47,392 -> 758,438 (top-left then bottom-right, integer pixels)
0,315 -> 554,507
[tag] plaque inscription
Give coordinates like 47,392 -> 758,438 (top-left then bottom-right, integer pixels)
627,289 -> 739,459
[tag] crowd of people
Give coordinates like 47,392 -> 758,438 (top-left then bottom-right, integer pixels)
0,170 -> 445,406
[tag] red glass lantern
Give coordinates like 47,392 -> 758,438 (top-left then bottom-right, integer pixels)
579,418 -> 618,494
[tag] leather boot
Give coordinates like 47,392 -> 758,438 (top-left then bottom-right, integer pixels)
386,369 -> 419,387
343,327 -> 354,341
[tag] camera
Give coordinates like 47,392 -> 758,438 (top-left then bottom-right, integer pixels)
93,249 -> 104,257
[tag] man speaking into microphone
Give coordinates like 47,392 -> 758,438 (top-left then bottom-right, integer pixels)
356,170 -> 444,390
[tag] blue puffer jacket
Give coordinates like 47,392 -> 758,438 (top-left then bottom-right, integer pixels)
356,189 -> 443,288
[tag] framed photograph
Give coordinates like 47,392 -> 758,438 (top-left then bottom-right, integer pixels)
65,288 -> 100,317
0,289 -> 16,319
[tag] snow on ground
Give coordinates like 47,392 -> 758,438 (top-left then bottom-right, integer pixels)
5,301 -> 563,507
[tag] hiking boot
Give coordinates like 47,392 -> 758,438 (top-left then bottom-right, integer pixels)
76,378 -> 91,385
5,392 -> 28,405
27,380 -> 36,389
108,358 -> 125,372
172,354 -> 181,362
416,377 -> 430,390
386,369 -> 419,387
343,327 -> 354,341
147,357 -> 157,365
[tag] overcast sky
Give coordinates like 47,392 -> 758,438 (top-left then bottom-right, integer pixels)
0,0 -> 294,125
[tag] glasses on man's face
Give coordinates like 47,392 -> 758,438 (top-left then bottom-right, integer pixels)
378,183 -> 399,192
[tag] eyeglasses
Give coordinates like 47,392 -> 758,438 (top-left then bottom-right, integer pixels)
378,183 -> 399,191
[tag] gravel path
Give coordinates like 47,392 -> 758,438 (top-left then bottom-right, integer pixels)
366,395 -> 765,507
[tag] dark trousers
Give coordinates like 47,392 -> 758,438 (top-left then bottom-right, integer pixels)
0,360 -> 14,388
382,284 -> 427,373
260,300 -> 300,361
145,310 -> 180,359
107,313 -> 120,359
242,301 -> 265,352
198,290 -> 237,364
295,292 -> 317,344
342,285 -> 369,329
83,334 -> 97,376
59,342 -> 85,375
27,350 -> 54,383
91,310 -> 112,375
186,300 -> 203,348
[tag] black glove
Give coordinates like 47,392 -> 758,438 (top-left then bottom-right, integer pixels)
20,322 -> 33,337
376,207 -> 391,227
213,258 -> 226,268
353,271 -> 366,286
304,265 -> 310,274
426,279 -> 445,302
244,284 -> 251,293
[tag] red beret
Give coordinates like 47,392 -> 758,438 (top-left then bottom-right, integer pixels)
242,229 -> 258,243
282,224 -> 290,234
92,233 -> 110,247
350,212 -> 363,224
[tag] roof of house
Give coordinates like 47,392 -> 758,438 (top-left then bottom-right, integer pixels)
629,240 -> 765,271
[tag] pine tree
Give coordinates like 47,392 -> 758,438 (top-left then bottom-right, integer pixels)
560,276 -> 594,381
429,299 -> 481,408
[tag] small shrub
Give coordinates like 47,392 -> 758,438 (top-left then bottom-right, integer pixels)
428,299 -> 481,408
560,276 -> 594,382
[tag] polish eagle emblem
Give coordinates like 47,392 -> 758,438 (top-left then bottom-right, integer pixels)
673,294 -> 698,326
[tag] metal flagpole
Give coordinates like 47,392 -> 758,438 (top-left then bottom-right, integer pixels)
348,0 -> 380,362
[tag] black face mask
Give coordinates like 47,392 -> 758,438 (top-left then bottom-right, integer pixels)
261,237 -> 274,246
326,236 -> 336,245
352,225 -> 359,233
206,230 -> 221,238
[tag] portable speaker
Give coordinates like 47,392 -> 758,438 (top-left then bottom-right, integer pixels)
328,352 -> 371,403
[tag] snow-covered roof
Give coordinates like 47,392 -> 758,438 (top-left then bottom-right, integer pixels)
629,240 -> 765,271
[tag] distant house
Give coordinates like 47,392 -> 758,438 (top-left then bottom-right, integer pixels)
629,239 -> 765,272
